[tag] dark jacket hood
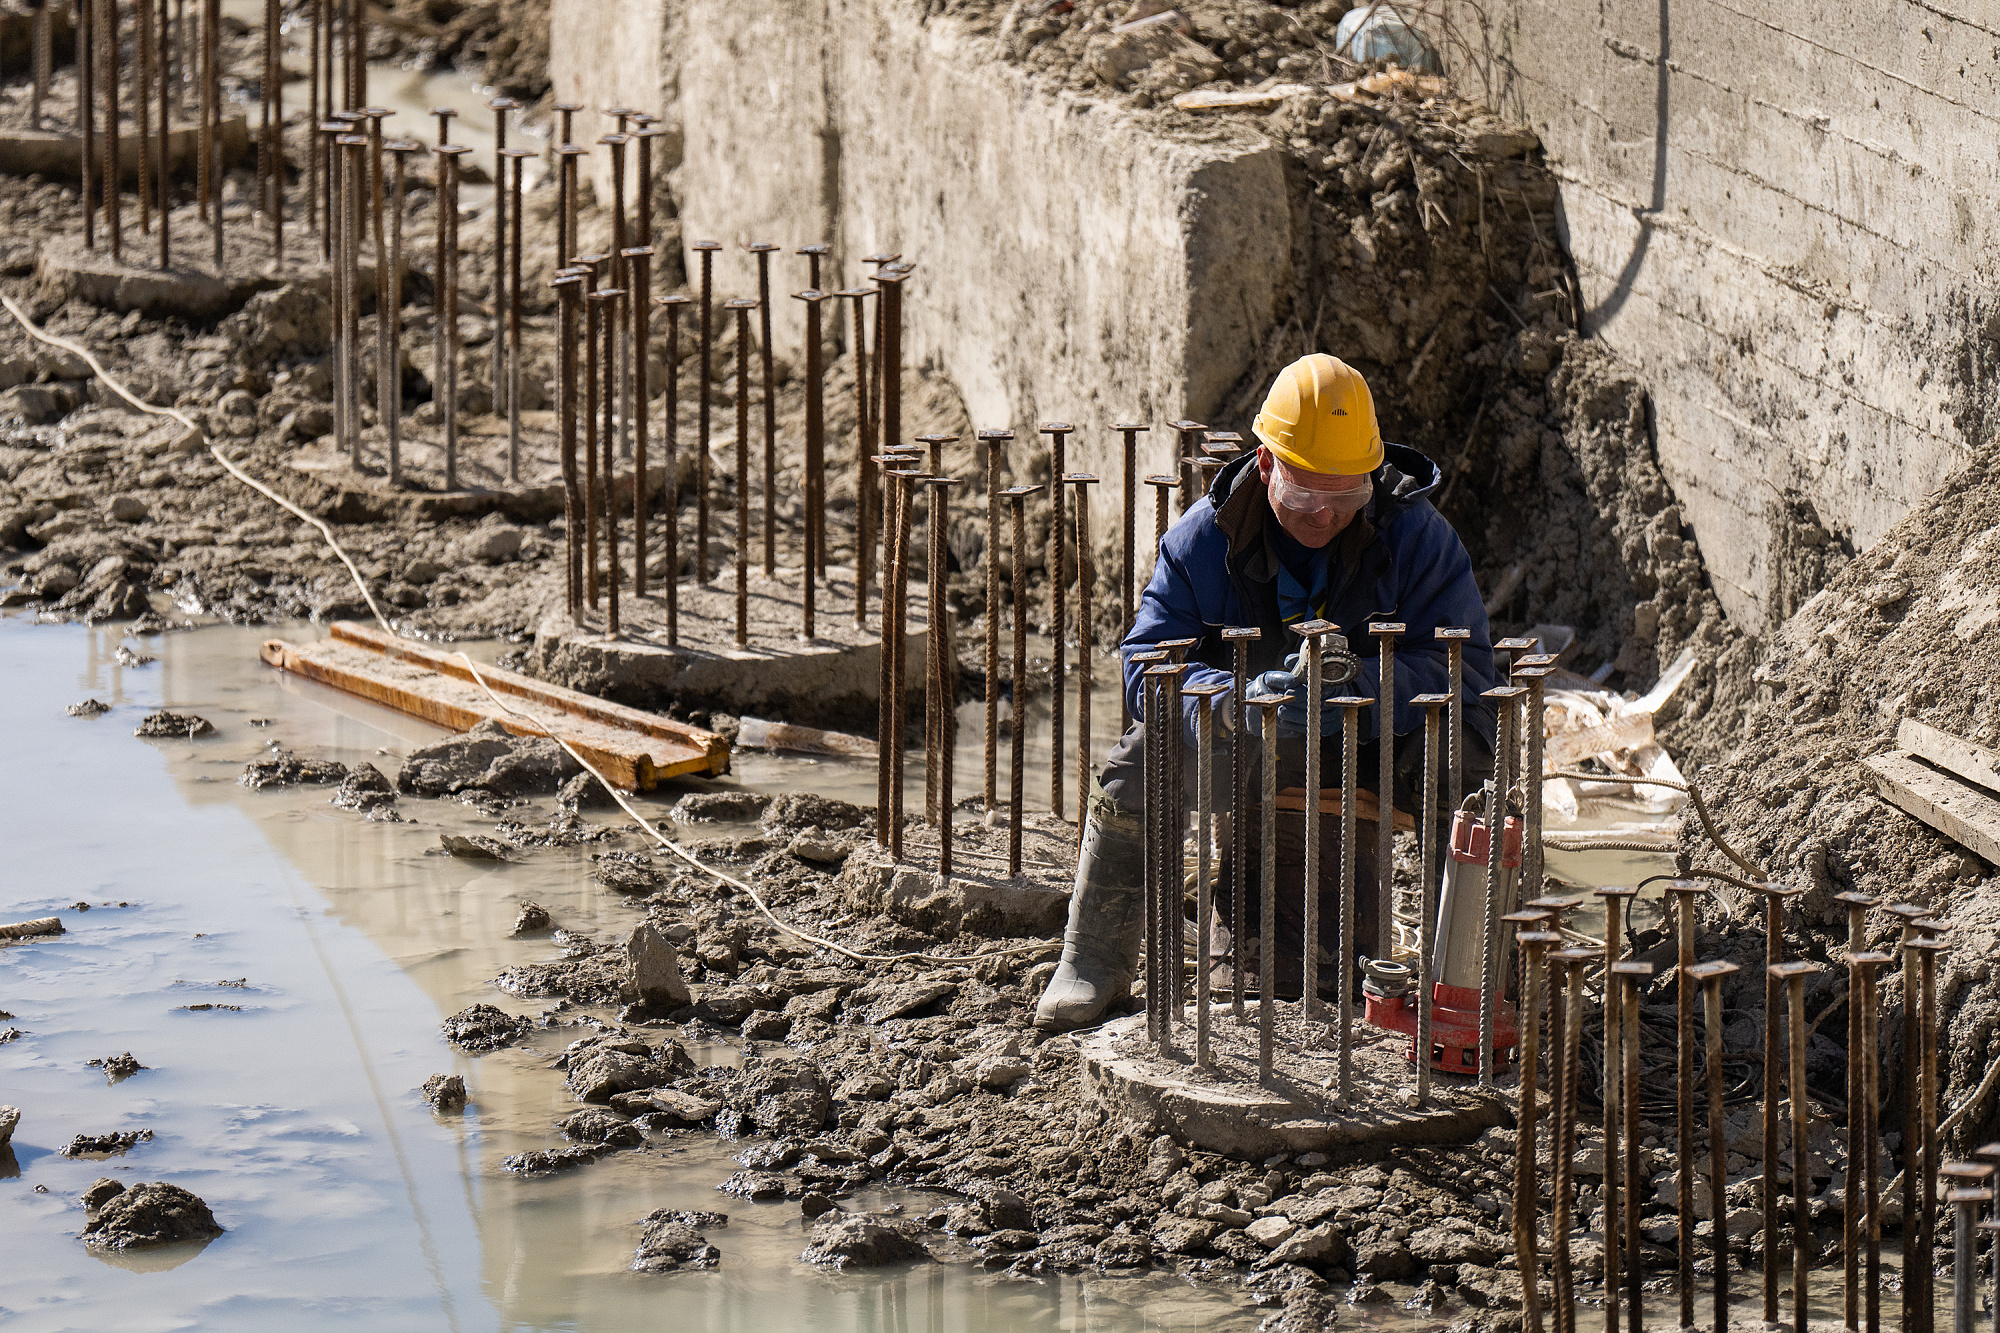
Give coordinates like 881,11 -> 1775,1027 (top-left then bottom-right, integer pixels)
1206,441 -> 1443,565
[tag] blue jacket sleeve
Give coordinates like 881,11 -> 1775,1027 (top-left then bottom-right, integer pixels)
1121,506 -> 1236,747
1349,502 -> 1499,742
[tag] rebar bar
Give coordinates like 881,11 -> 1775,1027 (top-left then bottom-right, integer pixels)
1763,883 -> 1800,1328
1479,685 -> 1524,1088
1954,1186 -> 1995,1333
1069,472 -> 1100,845
1187,680 -> 1228,1069
1004,484 -> 1040,877
102,0 -> 121,261
30,0 -> 49,131
1370,623 -> 1403,961
747,242 -> 778,574
978,430 -> 1013,810
156,0 -> 170,268
1438,629 -> 1468,817
1515,929 -> 1560,1333
384,140 -> 419,483
1414,692 -> 1450,1104
580,259 -> 604,608
595,287 -> 624,634
925,476 -> 959,876
1860,950 -> 1895,1333
1169,420 -> 1205,512
726,296 -> 757,646
1225,627 -> 1260,1021
655,293 -> 690,642
1515,657 -> 1554,899
1552,946 -> 1596,1333
1142,665 -> 1165,1049
1836,890 -> 1881,1333
553,272 -> 583,616
794,288 -> 830,636
622,246 -> 655,593
436,143 -> 471,489
1117,422 -> 1148,639
1597,884 -> 1637,1333
1042,422 -> 1074,822
1295,619 -> 1336,1022
1662,880 -> 1705,1331
1772,958 -> 1822,1333
1687,959 -> 1740,1333
80,0 -> 94,250
879,266 -> 908,480
1335,691 -> 1368,1099
1916,934 -> 1950,1333
887,464 -> 920,857
1252,688 -> 1287,1085
1613,959 -> 1653,1333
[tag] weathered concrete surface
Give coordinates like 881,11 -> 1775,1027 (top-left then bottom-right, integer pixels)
0,115 -> 249,182
548,0 -> 1291,528
838,823 -> 1075,940
1078,1011 -> 1508,1159
1442,0 -> 2000,627
529,571 -> 928,730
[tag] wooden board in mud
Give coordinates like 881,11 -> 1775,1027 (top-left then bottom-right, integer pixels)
259,622 -> 730,790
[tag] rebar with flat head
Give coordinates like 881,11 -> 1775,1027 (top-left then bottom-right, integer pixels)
884,463 -> 923,858
1224,626 -> 1260,1020
977,430 -> 1013,810
1004,484 -> 1042,877
487,97 -> 518,419
1914,933 -> 1951,1333
1514,928 -> 1560,1333
1660,878 -> 1706,1332
747,241 -> 779,573
1293,618 -> 1337,1022
1772,958 -> 1823,1333
580,258 -> 605,608
1117,423 -> 1149,636
1041,421 -> 1074,821
1413,691 -> 1451,1105
1550,946 -> 1597,1333
553,273 -> 583,616
1251,689 -> 1288,1084
655,293 -> 691,643
1333,690 -> 1371,1099
624,246 -> 655,591
925,476 -> 960,875
1858,951 -> 1897,1333
593,287 -> 626,634
1835,889 -> 1881,1333
435,143 -> 472,489
837,287 -> 878,626
1613,958 -> 1653,1333
1596,884 -> 1638,1333
1186,680 -> 1229,1069
725,296 -> 758,647
1068,472 -> 1101,842
1369,622 -> 1403,960
1687,959 -> 1741,1333
1438,628 -> 1469,816
1479,685 -> 1525,1088
1168,420 -> 1206,512
692,240 -> 722,582
793,288 -> 830,635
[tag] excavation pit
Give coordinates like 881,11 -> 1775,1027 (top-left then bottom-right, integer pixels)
1077,1006 -> 1511,1161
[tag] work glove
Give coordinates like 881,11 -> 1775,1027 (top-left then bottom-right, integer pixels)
1243,638 -> 1361,738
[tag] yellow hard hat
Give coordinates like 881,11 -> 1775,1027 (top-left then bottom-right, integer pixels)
1251,354 -> 1383,475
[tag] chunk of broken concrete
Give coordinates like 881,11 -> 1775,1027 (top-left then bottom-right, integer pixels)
240,750 -> 348,789
331,761 -> 397,812
0,1104 -> 17,1146
632,1216 -> 721,1272
511,901 -> 552,934
625,922 -> 692,1011
81,1177 -> 127,1212
441,833 -> 517,861
398,718 -> 581,798
107,495 -> 149,524
421,1074 -> 467,1111
440,1002 -> 531,1052
560,1107 -> 643,1147
66,699 -> 111,717
799,1213 -> 932,1268
133,711 -> 212,738
79,1181 -> 223,1249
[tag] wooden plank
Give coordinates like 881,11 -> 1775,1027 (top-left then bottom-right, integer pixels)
260,637 -> 727,790
1898,718 -> 2000,798
1863,750 -> 2000,866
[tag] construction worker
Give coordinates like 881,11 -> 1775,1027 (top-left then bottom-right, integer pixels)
1034,353 -> 1498,1033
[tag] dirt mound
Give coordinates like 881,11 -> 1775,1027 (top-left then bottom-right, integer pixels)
80,1181 -> 223,1249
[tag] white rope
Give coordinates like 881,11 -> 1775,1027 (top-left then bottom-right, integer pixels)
3,293 -> 1048,969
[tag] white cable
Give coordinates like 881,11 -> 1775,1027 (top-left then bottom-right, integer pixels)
2,293 -> 1048,969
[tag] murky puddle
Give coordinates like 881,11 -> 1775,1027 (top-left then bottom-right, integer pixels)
0,616 -> 1252,1330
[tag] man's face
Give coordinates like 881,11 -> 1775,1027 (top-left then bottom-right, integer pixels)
1258,447 -> 1372,549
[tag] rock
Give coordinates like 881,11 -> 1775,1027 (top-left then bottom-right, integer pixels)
440,1003 -> 531,1052
1261,1288 -> 1339,1331
625,922 -> 691,1010
742,1010 -> 794,1041
835,1072 -> 892,1101
81,1177 -> 126,1212
981,1228 -> 1038,1251
740,1056 -> 830,1134
566,1044 -> 692,1103
594,853 -> 663,893
866,981 -> 955,1023
560,1107 -> 644,1147
501,1145 -> 611,1174
421,1074 -> 467,1111
1410,1223 -> 1502,1266
1246,1215 -> 1298,1249
452,519 -> 525,565
66,699 -> 112,717
1152,1215 -> 1219,1255
91,1052 -> 145,1080
1197,1201 -> 1254,1227
983,1188 -> 1033,1232
106,495 -> 150,524
240,750 -> 348,788
79,1181 -> 223,1248
1355,1238 -> 1416,1279
558,771 -> 617,810
673,790 -> 769,823
1094,1232 -> 1154,1267
133,711 -> 212,738
397,718 -> 581,797
799,1213 -> 932,1268
1145,1134 -> 1186,1183
63,1130 -> 154,1156
0,1105 -> 16,1146
974,1057 -> 1031,1090
330,762 -> 397,812
761,793 -> 870,831
1262,1223 -> 1342,1267
0,382 -> 81,424
632,1217 -> 720,1272
801,1192 -> 836,1219
787,832 -> 851,866
622,1088 -> 719,1126
441,833 -> 517,860
511,901 -> 552,934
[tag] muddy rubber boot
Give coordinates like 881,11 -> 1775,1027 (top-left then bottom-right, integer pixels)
1033,794 -> 1146,1033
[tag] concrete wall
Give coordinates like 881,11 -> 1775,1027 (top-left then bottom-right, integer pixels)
548,0 -> 1293,522
1443,0 -> 2000,628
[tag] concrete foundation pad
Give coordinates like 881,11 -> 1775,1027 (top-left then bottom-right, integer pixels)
1077,1007 -> 1509,1159
0,115 -> 249,182
528,569 -> 928,729
35,225 -> 361,320
838,817 -> 1076,940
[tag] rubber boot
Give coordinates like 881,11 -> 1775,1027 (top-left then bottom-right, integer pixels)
1032,792 -> 1147,1032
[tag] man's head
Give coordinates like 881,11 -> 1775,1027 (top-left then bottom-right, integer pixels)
1251,354 -> 1381,548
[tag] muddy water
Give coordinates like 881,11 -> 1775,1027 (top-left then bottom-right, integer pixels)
0,617 -> 1252,1330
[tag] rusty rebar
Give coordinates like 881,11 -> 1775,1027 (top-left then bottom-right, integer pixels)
1004,484 -> 1040,877
693,240 -> 721,583
1953,1184 -> 1995,1333
30,0 -> 49,131
1615,959 -> 1652,1333
156,0 -> 169,268
1292,620 -> 1334,1023
1686,959 -> 1741,1333
747,242 -> 778,575
923,474 -> 956,832
1434,628 -> 1468,821
1252,688 -> 1287,1085
1144,660 -> 1190,1053
1168,420 -> 1205,512
597,287 -> 625,634
1772,958 -> 1821,1333
487,97 -> 517,425
385,139 -> 417,485
1836,890 -> 1881,1333
1860,951 -> 1895,1333
1916,934 -> 1950,1333
1764,884 -> 1799,1328
142,0 -> 158,239
1413,692 -> 1450,1103
554,139 -> 584,269
436,143 -> 471,490
1069,473 -> 1100,845
1515,929 -> 1559,1333
727,296 -> 758,646
1370,623 -> 1403,960
978,430 -> 1013,811
655,294 -> 690,642
102,0 -> 122,262
838,287 -> 877,627
1661,880 -> 1705,1332
1188,679 -> 1228,1069
1551,946 -> 1595,1333
306,0 -> 319,242
931,478 -> 960,874
1117,423 -> 1148,636
580,258 -> 604,609
502,148 -> 531,483
1142,665 -> 1165,1049
875,460 -> 909,848
624,247 -> 655,594
879,265 -> 908,464
1479,685 -> 1525,1089
794,288 -> 830,636
80,0 -> 94,250
1042,422 -> 1074,823
1226,627 -> 1260,1022
1597,884 -> 1636,1333
1334,690 -> 1369,1098
887,464 -> 919,857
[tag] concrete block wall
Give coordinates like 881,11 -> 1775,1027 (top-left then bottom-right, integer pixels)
548,0 -> 1293,540
1442,0 -> 2000,628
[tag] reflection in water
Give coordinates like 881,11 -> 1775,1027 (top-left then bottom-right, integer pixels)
0,618 -> 1250,1330
86,1235 -> 217,1274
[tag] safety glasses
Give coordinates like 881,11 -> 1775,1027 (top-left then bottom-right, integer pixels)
1265,456 -> 1372,516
